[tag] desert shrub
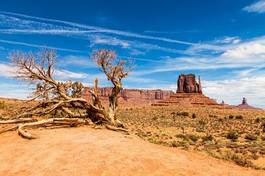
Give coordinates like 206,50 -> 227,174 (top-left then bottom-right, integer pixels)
255,117 -> 260,123
0,101 -> 6,109
176,111 -> 189,116
235,115 -> 243,120
152,116 -> 158,121
198,120 -> 206,126
262,122 -> 265,133
228,115 -> 234,119
192,113 -> 196,119
196,120 -> 206,132
226,131 -> 239,141
187,134 -> 199,142
261,135 -> 265,141
171,141 -> 178,147
175,133 -> 188,140
209,114 -> 217,118
245,134 -> 257,141
202,135 -> 213,142
230,154 -> 252,167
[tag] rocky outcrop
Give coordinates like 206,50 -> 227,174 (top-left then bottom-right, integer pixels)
236,97 -> 259,109
151,93 -> 219,107
83,74 -> 221,107
83,87 -> 173,107
177,74 -> 202,94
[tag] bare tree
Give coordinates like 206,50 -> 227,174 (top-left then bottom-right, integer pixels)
0,49 -> 131,139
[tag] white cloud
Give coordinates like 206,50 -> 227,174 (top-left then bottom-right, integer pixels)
0,63 -> 16,77
54,69 -> 88,80
0,61 -> 90,81
221,38 -> 265,60
203,76 -> 265,108
134,36 -> 265,76
58,55 -> 97,68
243,0 -> 265,13
0,82 -> 32,99
90,36 -> 130,48
214,36 -> 241,44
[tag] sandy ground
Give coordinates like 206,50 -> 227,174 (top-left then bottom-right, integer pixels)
0,127 -> 264,176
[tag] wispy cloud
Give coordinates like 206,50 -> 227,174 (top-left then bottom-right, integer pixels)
0,39 -> 85,53
90,36 -> 130,48
0,62 -> 16,77
243,0 -> 265,13
54,69 -> 88,80
58,55 -> 97,68
0,11 -> 195,46
214,36 -> 241,44
133,36 -> 265,75
0,82 -> 32,99
90,35 -> 184,54
0,61 -> 90,81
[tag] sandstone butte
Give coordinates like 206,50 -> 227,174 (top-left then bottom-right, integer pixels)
83,73 -> 259,109
83,74 -> 221,108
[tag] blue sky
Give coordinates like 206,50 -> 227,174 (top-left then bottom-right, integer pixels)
0,0 -> 265,107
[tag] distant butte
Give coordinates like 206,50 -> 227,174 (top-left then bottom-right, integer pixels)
236,97 -> 259,109
152,74 -> 219,107
177,74 -> 202,94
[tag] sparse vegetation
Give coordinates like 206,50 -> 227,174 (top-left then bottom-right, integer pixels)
235,115 -> 243,120
176,111 -> 189,116
117,106 -> 265,170
226,131 -> 239,141
0,101 -> 6,109
245,134 -> 258,141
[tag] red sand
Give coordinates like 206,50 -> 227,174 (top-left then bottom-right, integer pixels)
0,127 -> 264,176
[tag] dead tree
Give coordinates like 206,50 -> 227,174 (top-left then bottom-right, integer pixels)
0,49 -> 131,139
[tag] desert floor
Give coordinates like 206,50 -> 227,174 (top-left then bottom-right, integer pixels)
0,127 -> 264,176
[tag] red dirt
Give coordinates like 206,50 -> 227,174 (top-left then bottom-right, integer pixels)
0,127 -> 264,176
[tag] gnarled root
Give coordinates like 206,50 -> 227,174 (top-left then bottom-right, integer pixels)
17,118 -> 90,139
0,125 -> 18,134
0,118 -> 36,124
105,124 -> 129,134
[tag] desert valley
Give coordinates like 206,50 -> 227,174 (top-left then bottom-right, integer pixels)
1,1 -> 265,175
1,72 -> 265,175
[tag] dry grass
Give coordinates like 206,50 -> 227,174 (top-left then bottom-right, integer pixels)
117,105 -> 265,169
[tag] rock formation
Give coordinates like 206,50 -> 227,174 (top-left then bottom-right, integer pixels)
83,87 -> 173,107
83,74 -> 221,107
177,74 -> 202,94
152,74 -> 220,107
236,97 -> 259,109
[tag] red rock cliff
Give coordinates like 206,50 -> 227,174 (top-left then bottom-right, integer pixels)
177,74 -> 202,94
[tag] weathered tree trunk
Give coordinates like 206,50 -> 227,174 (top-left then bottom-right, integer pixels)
0,49 -> 131,139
